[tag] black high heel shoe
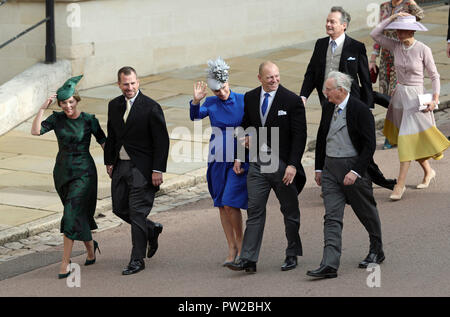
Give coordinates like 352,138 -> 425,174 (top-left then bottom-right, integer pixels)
58,260 -> 71,279
84,240 -> 101,266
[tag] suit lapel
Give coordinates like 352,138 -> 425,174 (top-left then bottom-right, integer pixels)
115,96 -> 126,133
339,35 -> 351,71
319,38 -> 329,86
251,87 -> 263,127
323,101 -> 335,135
123,92 -> 143,134
345,96 -> 356,130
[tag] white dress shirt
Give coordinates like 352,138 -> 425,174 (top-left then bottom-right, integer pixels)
329,33 -> 346,48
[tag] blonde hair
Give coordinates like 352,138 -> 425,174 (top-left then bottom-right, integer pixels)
57,93 -> 81,107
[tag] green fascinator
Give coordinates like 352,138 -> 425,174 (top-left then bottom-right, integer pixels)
56,75 -> 83,101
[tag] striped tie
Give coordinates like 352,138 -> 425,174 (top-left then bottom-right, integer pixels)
330,40 -> 337,54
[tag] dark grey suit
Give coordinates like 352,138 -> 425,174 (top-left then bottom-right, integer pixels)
316,95 -> 383,269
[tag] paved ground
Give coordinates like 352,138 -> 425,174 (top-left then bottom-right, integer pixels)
0,4 -> 449,297
0,137 -> 449,297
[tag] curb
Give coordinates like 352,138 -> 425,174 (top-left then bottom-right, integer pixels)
0,214 -> 61,246
0,168 -> 208,246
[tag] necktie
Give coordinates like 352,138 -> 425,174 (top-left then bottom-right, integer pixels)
333,105 -> 342,120
261,93 -> 270,116
331,40 -> 337,54
123,99 -> 131,123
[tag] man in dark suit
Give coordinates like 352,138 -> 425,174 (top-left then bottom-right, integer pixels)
300,6 -> 396,191
226,61 -> 307,273
104,66 -> 169,275
307,71 -> 384,279
300,6 -> 372,108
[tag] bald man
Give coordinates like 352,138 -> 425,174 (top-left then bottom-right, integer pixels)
227,62 -> 307,273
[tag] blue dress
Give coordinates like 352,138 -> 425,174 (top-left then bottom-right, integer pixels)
190,91 -> 248,209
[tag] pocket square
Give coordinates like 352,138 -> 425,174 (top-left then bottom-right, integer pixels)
347,57 -> 356,61
278,110 -> 287,116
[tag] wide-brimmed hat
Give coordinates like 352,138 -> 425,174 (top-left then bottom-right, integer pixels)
385,15 -> 428,31
206,57 -> 229,90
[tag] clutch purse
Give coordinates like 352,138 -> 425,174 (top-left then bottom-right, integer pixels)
418,94 -> 438,111
370,65 -> 379,84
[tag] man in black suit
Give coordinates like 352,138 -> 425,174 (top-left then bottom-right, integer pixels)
307,71 -> 384,279
300,6 -> 396,191
226,61 -> 307,273
104,66 -> 169,275
300,6 -> 372,108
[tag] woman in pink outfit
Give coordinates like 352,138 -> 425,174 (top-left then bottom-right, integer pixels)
369,0 -> 424,150
371,12 -> 450,201
369,1 -> 424,97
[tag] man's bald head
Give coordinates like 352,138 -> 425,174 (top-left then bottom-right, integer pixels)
258,61 -> 278,75
258,61 -> 280,92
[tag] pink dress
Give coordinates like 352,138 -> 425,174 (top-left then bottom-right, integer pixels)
371,18 -> 449,162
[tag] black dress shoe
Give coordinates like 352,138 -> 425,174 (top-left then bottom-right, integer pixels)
358,252 -> 385,268
281,256 -> 297,271
147,223 -> 163,258
224,259 -> 257,273
122,259 -> 145,275
58,260 -> 72,279
85,240 -> 101,266
306,265 -> 338,278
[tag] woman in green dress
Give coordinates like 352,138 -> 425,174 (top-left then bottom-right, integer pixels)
31,75 -> 106,278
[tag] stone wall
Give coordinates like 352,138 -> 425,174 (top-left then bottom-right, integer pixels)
1,0 -> 382,89
0,60 -> 71,136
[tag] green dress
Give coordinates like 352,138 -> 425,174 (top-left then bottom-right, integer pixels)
41,111 -> 107,241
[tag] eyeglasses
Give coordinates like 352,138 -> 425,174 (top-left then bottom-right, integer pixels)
323,86 -> 338,93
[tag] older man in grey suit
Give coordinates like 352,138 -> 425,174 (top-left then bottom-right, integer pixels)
307,71 -> 385,279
